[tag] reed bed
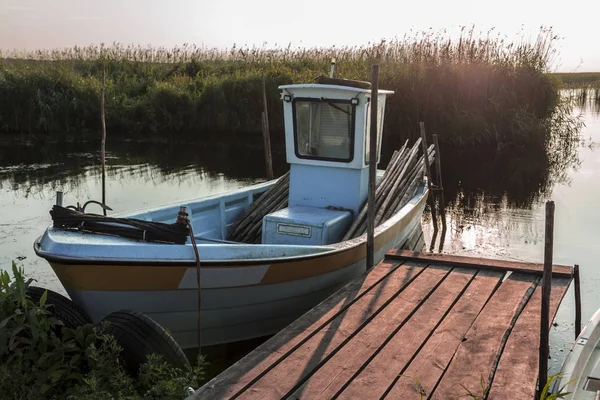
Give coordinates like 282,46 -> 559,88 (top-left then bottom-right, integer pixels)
550,72 -> 600,89
0,27 -> 578,151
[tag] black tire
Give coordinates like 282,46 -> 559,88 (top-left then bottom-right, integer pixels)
27,286 -> 91,330
100,309 -> 189,375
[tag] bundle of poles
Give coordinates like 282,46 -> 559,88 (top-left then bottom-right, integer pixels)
228,138 -> 433,244
343,138 -> 434,240
227,171 -> 290,243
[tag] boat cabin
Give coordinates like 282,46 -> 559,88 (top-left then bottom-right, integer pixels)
262,79 -> 394,246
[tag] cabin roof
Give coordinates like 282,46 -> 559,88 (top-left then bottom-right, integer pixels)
278,83 -> 394,95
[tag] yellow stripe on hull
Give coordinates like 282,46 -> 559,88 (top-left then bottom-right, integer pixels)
48,200 -> 422,292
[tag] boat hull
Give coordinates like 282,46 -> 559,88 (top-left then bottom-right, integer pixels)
43,199 -> 425,348
554,308 -> 600,398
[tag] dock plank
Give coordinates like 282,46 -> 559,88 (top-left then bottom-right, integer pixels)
333,267 -> 477,400
286,265 -> 462,399
387,250 -> 573,278
195,261 -> 427,399
431,273 -> 539,400
243,264 -> 450,399
383,269 -> 504,399
487,277 -> 572,400
194,260 -> 412,399
193,251 -> 575,400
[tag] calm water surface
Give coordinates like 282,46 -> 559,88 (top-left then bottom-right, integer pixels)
0,103 -> 598,373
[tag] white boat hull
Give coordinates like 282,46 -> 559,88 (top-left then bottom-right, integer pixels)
555,308 -> 600,399
35,179 -> 428,348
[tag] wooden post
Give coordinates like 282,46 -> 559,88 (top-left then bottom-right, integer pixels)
367,65 -> 379,269
433,134 -> 446,231
539,200 -> 555,394
429,228 -> 438,252
574,264 -> 582,339
100,67 -> 107,216
438,224 -> 447,252
56,191 -> 63,207
419,122 -> 437,230
261,73 -> 274,180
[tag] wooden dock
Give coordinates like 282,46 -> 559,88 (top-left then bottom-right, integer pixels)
193,250 -> 573,400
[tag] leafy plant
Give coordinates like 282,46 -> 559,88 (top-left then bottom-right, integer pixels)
0,261 -> 207,399
459,374 -> 490,399
539,374 -> 572,400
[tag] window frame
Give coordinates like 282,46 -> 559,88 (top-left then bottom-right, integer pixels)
364,98 -> 384,166
291,97 -> 356,163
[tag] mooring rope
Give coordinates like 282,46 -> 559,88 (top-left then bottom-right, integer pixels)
50,205 -> 190,244
176,206 -> 202,354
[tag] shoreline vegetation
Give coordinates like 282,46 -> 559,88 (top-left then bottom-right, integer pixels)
0,262 -> 207,400
0,27 -> 584,151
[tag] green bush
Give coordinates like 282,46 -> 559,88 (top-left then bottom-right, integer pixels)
0,261 -> 207,400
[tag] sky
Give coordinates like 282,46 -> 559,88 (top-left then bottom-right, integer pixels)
0,0 -> 598,72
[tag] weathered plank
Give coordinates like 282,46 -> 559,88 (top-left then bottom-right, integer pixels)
243,265 -> 450,399
193,260 -> 414,399
386,250 -> 573,278
333,267 -> 477,400
194,250 -> 575,400
383,269 -> 504,399
284,265 -> 458,399
487,277 -> 572,400
431,273 -> 539,400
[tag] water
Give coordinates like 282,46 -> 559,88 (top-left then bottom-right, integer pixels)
422,102 -> 600,373
0,103 -> 598,375
0,138 -> 286,292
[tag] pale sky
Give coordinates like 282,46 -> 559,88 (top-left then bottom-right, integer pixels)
1,0 -> 598,72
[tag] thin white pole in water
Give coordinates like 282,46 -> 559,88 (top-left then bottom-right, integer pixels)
101,67 -> 107,216
329,58 -> 336,78
367,65 -> 379,269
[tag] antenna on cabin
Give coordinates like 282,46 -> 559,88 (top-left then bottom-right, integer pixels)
329,58 -> 336,78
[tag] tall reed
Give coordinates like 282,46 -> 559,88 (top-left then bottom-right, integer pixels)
0,26 -> 577,152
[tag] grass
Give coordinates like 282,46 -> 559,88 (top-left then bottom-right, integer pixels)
550,72 -> 600,112
550,72 -> 600,88
401,372 -> 571,399
0,26 -> 578,154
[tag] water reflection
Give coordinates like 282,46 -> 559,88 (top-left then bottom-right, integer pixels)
417,104 -> 598,375
0,138 -> 288,197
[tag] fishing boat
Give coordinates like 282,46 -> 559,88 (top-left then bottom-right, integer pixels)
554,308 -> 600,399
34,77 -> 431,349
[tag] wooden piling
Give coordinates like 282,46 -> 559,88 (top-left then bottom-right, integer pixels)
100,67 -> 107,216
574,264 -> 582,339
56,191 -> 63,207
419,122 -> 438,230
261,73 -> 274,180
433,134 -> 446,231
367,65 -> 379,269
539,200 -> 555,393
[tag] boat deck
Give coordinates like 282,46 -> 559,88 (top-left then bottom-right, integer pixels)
193,250 -> 574,400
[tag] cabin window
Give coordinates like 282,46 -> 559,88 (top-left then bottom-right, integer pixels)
293,98 -> 355,162
364,100 -> 384,165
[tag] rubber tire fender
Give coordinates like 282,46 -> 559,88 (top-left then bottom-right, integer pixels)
27,286 -> 91,330
99,309 -> 190,374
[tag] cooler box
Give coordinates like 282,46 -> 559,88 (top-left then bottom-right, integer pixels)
262,206 -> 352,245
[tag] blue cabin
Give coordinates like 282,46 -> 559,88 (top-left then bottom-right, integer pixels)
262,80 -> 394,245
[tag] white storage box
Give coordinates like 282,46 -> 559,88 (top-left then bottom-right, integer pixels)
262,206 -> 352,245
